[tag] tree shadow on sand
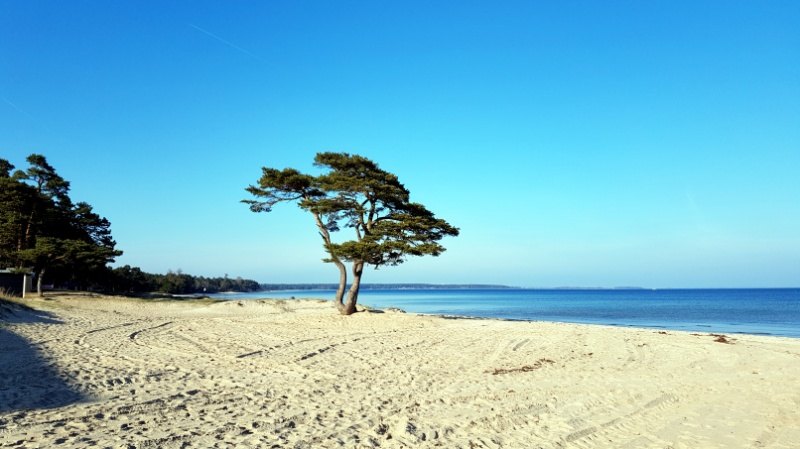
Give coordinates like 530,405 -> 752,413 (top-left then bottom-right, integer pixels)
0,299 -> 87,414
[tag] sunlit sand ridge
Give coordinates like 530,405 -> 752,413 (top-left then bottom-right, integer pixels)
2,294 -> 799,448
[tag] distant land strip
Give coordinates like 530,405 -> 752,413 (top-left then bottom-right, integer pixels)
258,283 -> 520,291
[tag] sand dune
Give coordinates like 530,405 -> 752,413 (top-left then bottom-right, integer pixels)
1,294 -> 799,448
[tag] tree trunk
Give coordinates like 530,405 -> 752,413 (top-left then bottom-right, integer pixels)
36,267 -> 45,297
312,211 -> 348,312
333,259 -> 347,312
22,209 -> 36,251
342,261 -> 364,315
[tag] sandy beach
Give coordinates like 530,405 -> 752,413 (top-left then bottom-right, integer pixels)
1,294 -> 799,449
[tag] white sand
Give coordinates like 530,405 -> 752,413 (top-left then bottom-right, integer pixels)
1,294 -> 799,448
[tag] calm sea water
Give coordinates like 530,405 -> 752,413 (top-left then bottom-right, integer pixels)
210,288 -> 800,338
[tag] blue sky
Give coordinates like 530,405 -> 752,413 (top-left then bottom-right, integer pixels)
2,1 -> 798,287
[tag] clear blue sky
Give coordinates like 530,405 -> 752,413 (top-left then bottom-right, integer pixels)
2,1 -> 798,287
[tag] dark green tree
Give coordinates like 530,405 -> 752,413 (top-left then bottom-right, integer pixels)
56,201 -> 121,290
244,168 -> 350,308
0,159 -> 14,177
0,163 -> 44,266
245,153 -> 459,315
160,269 -> 193,294
16,154 -> 72,206
110,265 -> 157,292
0,154 -> 121,295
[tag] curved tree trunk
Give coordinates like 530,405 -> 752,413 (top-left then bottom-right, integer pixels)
332,259 -> 347,312
36,267 -> 45,297
342,260 -> 364,315
312,212 -> 347,311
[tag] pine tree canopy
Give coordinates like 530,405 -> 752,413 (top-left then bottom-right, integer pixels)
244,152 -> 459,315
0,154 -> 121,292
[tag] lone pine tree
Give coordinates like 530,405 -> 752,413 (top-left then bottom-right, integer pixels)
244,152 -> 459,315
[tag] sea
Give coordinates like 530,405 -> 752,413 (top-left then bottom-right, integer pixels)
210,288 -> 800,338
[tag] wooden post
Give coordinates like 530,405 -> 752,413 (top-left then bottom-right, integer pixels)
22,272 -> 33,298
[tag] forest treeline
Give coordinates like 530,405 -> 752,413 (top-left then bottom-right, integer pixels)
1,154 -> 259,295
109,266 -> 261,294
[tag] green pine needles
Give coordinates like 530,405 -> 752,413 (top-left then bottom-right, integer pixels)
0,154 -> 121,295
244,152 -> 459,315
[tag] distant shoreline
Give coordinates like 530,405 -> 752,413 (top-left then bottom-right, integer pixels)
257,283 -> 520,291
255,284 -> 797,292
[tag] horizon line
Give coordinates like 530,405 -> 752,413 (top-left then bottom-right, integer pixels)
253,283 -> 799,290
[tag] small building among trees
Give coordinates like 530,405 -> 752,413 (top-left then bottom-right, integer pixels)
0,269 -> 34,298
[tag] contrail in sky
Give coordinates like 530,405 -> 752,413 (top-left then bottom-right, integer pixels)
2,96 -> 51,132
3,96 -> 36,120
189,24 -> 263,61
